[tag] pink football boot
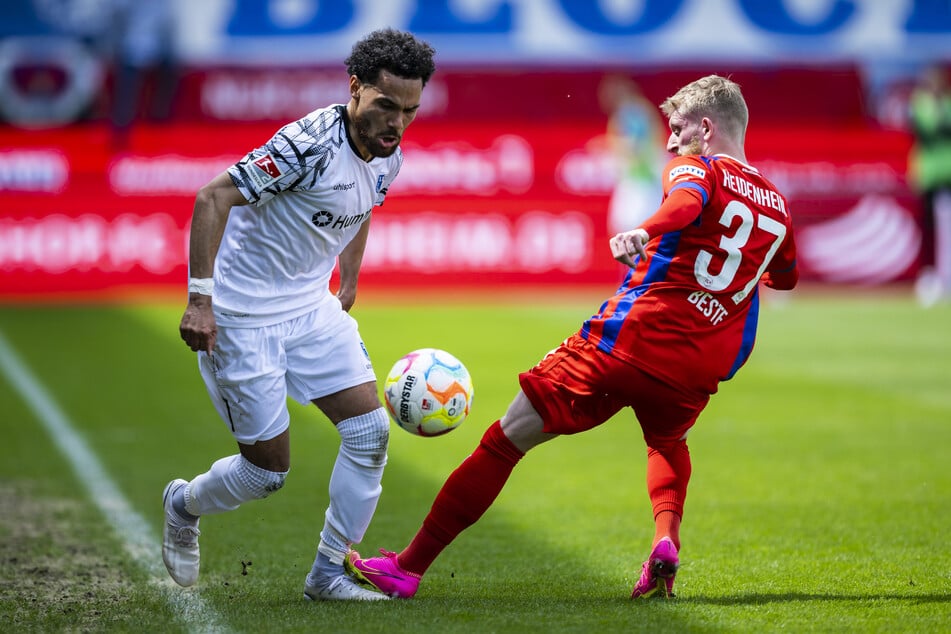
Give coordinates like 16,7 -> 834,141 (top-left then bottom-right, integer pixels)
630,537 -> 679,599
346,549 -> 421,599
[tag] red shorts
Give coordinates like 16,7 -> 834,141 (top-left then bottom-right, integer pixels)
518,334 -> 710,448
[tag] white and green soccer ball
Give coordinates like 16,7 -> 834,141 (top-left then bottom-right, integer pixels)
384,348 -> 474,437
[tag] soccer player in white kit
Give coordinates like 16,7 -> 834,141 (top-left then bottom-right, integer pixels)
163,29 -> 436,601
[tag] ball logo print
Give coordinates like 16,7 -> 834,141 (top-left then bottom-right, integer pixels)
384,348 -> 474,436
312,210 -> 333,227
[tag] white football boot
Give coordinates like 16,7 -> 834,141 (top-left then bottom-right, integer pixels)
162,479 -> 201,586
304,573 -> 390,601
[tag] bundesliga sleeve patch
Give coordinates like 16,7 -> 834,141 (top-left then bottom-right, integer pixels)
248,152 -> 283,189
669,164 -> 706,181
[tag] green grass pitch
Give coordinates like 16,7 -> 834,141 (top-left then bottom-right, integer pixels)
0,290 -> 949,632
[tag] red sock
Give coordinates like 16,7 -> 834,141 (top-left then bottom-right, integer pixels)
399,420 -> 524,575
653,511 -> 682,551
646,440 -> 691,550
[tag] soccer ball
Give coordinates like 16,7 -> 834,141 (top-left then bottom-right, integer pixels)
383,348 -> 474,436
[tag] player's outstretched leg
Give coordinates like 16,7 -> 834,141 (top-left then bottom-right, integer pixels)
346,549 -> 421,599
162,479 -> 201,586
631,537 -> 680,599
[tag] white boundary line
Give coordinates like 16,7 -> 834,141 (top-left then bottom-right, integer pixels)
0,328 -> 229,633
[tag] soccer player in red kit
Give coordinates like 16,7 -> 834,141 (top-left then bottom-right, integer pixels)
347,75 -> 799,599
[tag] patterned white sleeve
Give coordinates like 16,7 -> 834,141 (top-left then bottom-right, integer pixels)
228,106 -> 347,206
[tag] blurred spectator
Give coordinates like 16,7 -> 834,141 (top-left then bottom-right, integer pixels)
0,2 -> 114,128
109,0 -> 178,148
908,64 -> 951,305
0,36 -> 103,128
598,75 -> 666,236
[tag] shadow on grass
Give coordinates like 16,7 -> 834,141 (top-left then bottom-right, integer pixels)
687,592 -> 951,605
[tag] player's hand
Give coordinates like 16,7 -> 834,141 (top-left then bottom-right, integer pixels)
336,286 -> 357,312
179,295 -> 217,353
610,228 -> 650,268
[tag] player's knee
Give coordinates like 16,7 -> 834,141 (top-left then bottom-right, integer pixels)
645,435 -> 689,454
480,420 -> 525,464
338,407 -> 389,468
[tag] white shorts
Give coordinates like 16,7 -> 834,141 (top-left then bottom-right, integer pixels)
198,306 -> 376,444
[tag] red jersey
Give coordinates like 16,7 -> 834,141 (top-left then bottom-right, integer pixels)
581,154 -> 798,395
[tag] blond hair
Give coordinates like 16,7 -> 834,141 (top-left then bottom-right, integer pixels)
661,75 -> 749,142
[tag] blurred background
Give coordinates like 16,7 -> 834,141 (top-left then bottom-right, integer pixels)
1,0 -> 950,302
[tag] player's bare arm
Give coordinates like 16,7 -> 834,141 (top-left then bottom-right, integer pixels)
336,218 -> 372,312
180,171 -> 248,353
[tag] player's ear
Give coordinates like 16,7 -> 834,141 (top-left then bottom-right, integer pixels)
701,117 -> 714,139
349,75 -> 362,103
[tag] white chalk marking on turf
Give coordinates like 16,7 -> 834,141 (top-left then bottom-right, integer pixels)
0,329 -> 230,633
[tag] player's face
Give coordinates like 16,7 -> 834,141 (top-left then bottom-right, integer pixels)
666,112 -> 704,157
349,70 -> 423,160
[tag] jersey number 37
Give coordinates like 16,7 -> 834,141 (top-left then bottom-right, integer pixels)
694,200 -> 787,304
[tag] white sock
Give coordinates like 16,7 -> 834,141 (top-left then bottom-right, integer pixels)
308,551 -> 343,585
317,408 -> 389,561
185,454 -> 288,516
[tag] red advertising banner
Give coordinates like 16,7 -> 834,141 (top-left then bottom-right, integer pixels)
0,118 -> 919,300
171,66 -> 869,126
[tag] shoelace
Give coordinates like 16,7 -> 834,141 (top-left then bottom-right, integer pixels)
174,525 -> 200,547
377,549 -> 421,579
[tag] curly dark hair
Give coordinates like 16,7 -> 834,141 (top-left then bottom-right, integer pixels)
345,28 -> 436,87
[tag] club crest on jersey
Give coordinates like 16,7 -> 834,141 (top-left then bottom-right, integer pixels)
376,174 -> 386,192
248,153 -> 283,189
669,164 -> 706,181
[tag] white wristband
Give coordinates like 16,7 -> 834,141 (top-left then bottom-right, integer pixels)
188,277 -> 214,296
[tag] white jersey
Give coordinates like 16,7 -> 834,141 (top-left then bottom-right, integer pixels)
215,104 -> 402,327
